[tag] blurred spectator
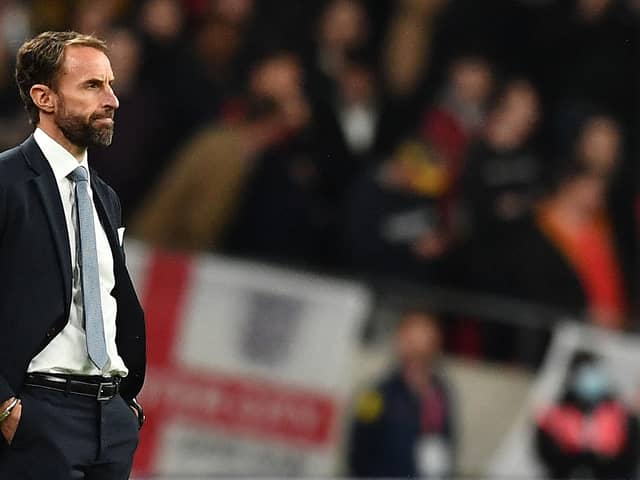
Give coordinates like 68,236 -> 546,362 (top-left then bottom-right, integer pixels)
170,3 -> 255,131
421,55 -> 494,230
71,0 -> 128,38
137,0 -> 189,153
223,50 -> 349,265
346,139 -> 451,281
535,350 -> 639,479
550,112 -> 636,286
573,115 -> 639,324
422,56 -> 493,168
307,0 -> 370,104
29,1 -> 76,32
348,311 -> 456,478
373,0 -> 451,154
312,47 -> 382,199
333,50 -> 379,159
90,27 -> 165,220
491,158 -> 631,331
0,39 -> 29,150
133,52 -> 315,254
0,2 -> 30,150
461,78 -> 542,237
381,0 -> 450,99
30,0 -> 129,35
138,0 -> 183,44
0,0 -> 30,53
574,115 -> 622,177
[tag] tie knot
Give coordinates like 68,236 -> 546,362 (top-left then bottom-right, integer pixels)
68,166 -> 88,183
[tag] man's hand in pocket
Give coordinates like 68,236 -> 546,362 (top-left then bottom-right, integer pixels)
0,398 -> 21,445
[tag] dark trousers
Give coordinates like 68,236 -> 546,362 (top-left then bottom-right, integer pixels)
0,385 -> 139,479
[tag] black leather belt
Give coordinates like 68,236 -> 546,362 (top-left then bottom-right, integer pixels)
24,373 -> 120,401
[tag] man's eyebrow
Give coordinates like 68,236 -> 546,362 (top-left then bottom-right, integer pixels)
81,77 -> 115,85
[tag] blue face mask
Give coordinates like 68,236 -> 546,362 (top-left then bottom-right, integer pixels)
571,364 -> 611,403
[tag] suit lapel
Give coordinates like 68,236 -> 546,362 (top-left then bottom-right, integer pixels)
20,136 -> 73,319
91,175 -> 124,265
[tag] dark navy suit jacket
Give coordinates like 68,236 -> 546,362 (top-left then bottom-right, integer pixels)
0,135 -> 145,406
348,369 -> 456,478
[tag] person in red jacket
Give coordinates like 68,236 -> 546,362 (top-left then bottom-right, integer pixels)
535,350 -> 639,480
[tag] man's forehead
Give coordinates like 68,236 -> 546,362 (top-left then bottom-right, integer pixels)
60,45 -> 113,77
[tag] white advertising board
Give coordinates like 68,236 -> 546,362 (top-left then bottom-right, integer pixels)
123,242 -> 370,477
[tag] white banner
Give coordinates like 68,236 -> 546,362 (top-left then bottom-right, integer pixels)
124,242 -> 370,477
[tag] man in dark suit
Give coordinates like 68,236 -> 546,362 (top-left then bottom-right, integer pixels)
0,31 -> 146,479
348,311 -> 456,478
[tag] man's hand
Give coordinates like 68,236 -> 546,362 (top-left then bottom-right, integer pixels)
0,398 -> 21,445
128,398 -> 144,429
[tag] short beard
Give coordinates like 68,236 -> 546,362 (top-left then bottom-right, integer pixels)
55,102 -> 114,149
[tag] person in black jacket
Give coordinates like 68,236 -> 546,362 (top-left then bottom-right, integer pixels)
471,156 -> 633,366
461,78 -> 542,240
0,31 -> 145,479
346,139 -> 452,282
348,311 -> 456,478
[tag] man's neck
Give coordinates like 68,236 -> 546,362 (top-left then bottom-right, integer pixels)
402,362 -> 431,394
37,121 -> 86,162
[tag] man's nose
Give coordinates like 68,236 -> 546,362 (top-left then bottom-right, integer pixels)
104,87 -> 119,110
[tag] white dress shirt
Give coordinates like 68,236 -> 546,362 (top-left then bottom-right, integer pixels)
28,128 -> 128,377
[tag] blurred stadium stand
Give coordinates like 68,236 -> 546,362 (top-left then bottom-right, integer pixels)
2,0 -> 640,478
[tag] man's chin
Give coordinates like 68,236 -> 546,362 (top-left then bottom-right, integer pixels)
92,126 -> 114,147
94,136 -> 114,147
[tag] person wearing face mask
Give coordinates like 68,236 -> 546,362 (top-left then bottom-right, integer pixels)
535,351 -> 639,480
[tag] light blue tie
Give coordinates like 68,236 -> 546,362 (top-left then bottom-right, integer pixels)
68,166 -> 108,370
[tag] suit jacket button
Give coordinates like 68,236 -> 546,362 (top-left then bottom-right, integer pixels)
46,328 -> 56,338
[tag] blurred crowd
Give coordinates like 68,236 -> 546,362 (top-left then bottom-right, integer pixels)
2,0 -> 640,364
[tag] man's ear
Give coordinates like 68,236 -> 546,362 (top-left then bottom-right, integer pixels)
29,84 -> 55,114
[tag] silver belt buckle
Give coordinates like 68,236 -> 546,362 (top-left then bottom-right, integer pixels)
96,382 -> 113,401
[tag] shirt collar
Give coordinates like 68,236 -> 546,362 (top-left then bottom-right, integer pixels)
33,128 -> 90,183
